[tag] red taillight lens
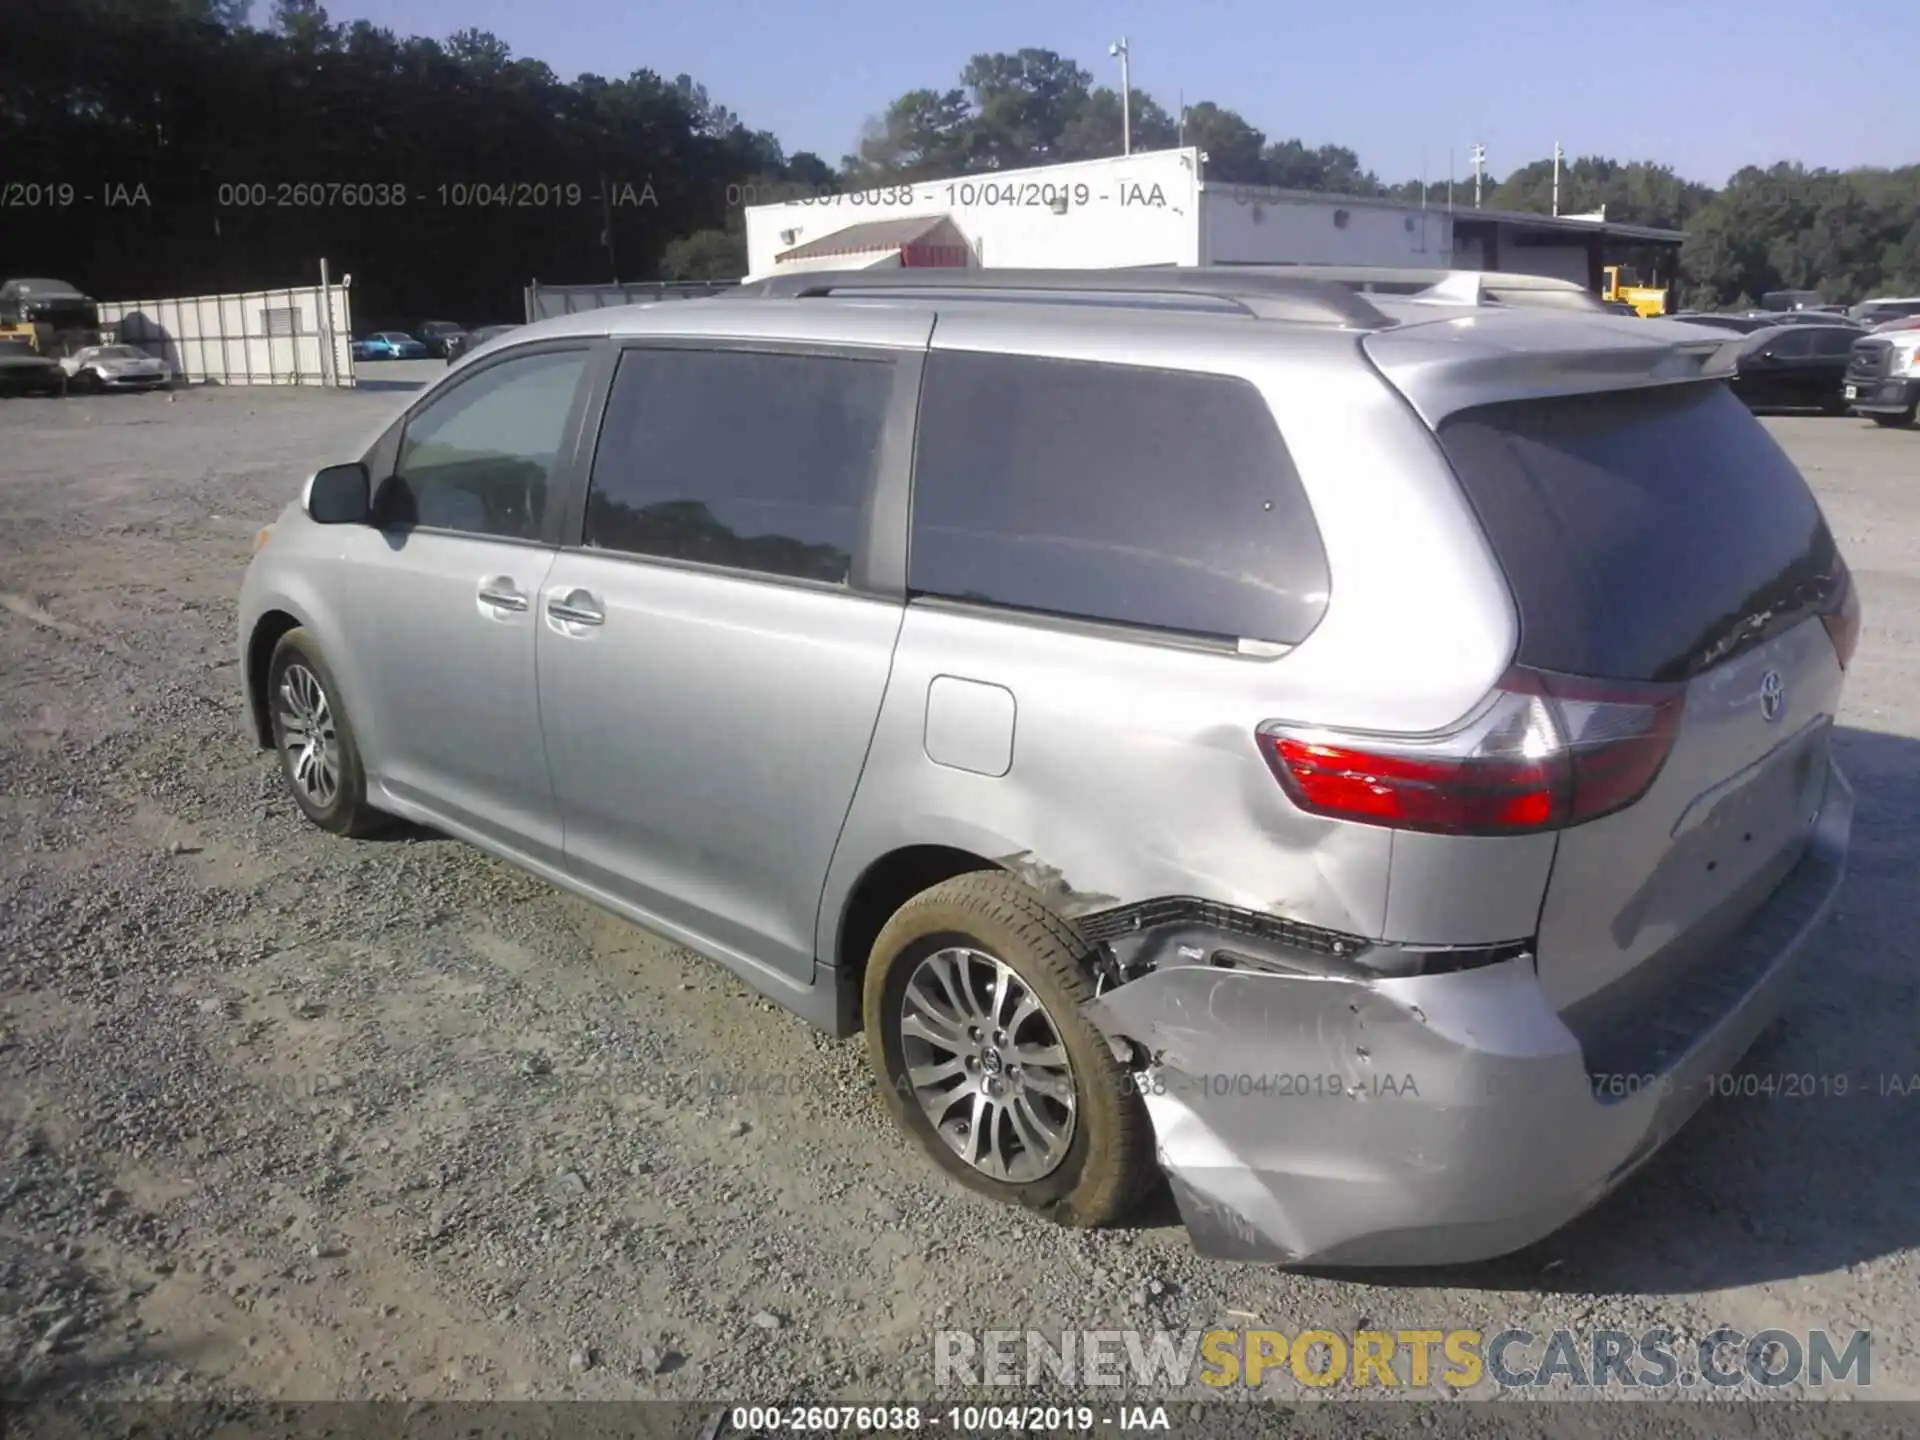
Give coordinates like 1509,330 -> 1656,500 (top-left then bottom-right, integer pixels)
1260,669 -> 1685,837
1821,565 -> 1861,670
1267,738 -> 1565,834
1540,672 -> 1687,823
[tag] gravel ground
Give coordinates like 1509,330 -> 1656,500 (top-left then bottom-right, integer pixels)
1,382 -> 1917,1425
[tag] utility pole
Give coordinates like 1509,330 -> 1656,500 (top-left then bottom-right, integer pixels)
1177,87 -> 1184,148
1110,38 -> 1131,156
1447,148 -> 1454,213
1552,142 -> 1563,216
599,173 -> 618,280
1470,143 -> 1486,208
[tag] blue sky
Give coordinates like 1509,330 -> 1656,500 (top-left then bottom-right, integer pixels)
336,0 -> 1914,185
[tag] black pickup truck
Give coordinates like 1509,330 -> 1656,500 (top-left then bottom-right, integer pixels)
0,337 -> 67,396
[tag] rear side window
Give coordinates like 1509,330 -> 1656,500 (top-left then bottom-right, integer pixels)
908,351 -> 1329,644
1437,382 -> 1838,683
583,347 -> 894,585
1812,328 -> 1857,357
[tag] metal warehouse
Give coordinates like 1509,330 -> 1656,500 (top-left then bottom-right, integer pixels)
744,147 -> 1684,292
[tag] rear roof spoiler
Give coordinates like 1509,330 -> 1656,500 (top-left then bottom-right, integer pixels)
1362,317 -> 1738,426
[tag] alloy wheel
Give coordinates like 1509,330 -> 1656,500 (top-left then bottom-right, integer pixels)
276,662 -> 341,808
898,946 -> 1078,1183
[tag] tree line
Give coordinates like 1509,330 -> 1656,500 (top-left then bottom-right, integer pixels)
3,7 -> 1913,322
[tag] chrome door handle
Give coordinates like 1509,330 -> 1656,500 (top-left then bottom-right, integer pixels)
547,589 -> 605,626
477,578 -> 529,612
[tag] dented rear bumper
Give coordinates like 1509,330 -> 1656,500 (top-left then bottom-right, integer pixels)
1080,761 -> 1853,1267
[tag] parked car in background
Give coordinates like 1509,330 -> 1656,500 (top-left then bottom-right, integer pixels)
238,267 -> 1860,1268
414,320 -> 468,358
1758,289 -> 1823,312
1671,312 -> 1777,334
1746,310 -> 1864,330
352,332 -> 428,361
1845,328 -> 1920,427
443,323 -> 522,364
1727,323 -> 1860,413
61,343 -> 171,392
0,337 -> 68,395
1850,297 -> 1920,328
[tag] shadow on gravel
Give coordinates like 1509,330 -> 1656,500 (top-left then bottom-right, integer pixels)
1293,724 -> 1920,1296
2,1332 -> 215,1409
363,817 -> 448,844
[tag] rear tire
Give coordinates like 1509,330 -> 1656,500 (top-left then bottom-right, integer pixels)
863,872 -> 1154,1228
266,629 -> 388,838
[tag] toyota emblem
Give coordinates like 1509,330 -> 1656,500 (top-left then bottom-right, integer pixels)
1758,670 -> 1785,722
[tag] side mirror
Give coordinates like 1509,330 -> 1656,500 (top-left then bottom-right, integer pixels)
303,461 -> 371,524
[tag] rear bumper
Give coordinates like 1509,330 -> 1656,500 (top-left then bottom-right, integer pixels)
1845,375 -> 1918,413
1081,759 -> 1853,1267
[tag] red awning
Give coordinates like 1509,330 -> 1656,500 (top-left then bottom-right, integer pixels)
776,215 -> 971,266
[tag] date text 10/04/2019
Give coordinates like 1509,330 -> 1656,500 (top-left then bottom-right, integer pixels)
785,180 -> 1171,210
727,1406 -> 1172,1432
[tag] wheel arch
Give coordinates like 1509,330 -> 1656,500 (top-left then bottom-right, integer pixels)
831,844 -> 1005,1021
245,608 -> 305,747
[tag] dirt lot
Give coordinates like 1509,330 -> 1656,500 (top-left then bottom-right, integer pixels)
2,382 -> 1918,1419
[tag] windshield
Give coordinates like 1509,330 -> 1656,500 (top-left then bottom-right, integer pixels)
22,298 -> 99,322
94,345 -> 146,361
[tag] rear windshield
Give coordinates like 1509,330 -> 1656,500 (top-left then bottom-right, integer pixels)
1437,382 -> 1840,683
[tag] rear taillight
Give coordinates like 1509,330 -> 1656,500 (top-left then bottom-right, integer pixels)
1258,668 -> 1685,837
1821,562 -> 1861,670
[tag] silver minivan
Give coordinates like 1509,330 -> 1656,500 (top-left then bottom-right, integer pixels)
238,268 -> 1860,1266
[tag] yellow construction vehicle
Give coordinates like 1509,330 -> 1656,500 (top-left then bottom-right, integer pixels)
1601,264 -> 1669,318
0,277 -> 106,356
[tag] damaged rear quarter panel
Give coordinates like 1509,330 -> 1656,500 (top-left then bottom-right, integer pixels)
817,598 -> 1396,958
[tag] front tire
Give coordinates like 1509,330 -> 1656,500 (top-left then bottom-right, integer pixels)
266,630 -> 387,837
1870,406 -> 1917,429
864,872 -> 1154,1228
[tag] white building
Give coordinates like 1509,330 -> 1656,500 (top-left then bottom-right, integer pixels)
744,147 -> 1685,293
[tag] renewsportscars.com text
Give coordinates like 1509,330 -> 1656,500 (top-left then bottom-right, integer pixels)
933,1326 -> 1872,1391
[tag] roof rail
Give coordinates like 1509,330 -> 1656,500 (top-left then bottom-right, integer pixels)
733,267 -> 1394,329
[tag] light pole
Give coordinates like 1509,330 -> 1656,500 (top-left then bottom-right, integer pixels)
1470,143 -> 1486,208
1110,38 -> 1131,156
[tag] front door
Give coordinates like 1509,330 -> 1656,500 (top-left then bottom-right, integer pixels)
536,336 -> 923,982
338,344 -> 594,866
